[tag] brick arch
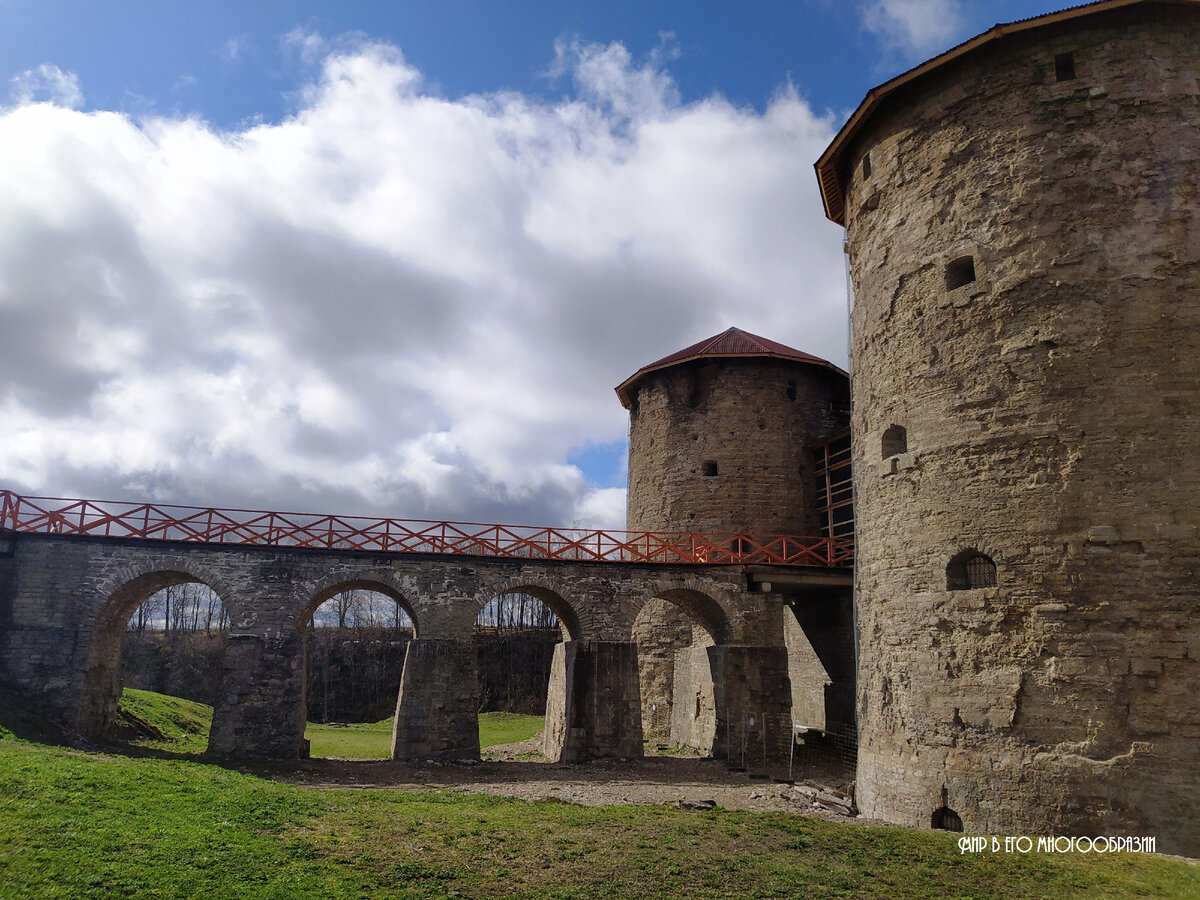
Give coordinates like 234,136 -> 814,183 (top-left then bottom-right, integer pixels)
472,575 -> 581,641
296,571 -> 419,637
78,558 -> 238,742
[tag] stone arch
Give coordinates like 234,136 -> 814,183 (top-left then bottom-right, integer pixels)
473,576 -> 582,642
93,557 -> 238,631
295,573 -> 418,756
633,579 -> 738,645
630,583 -> 734,755
298,572 -> 419,637
79,558 -> 236,743
470,579 -> 570,729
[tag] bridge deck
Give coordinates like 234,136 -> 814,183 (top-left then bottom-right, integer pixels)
0,490 -> 852,568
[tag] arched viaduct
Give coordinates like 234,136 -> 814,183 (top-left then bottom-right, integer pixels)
0,491 -> 853,766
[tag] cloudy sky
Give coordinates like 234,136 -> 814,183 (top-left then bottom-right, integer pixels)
1,0 -> 1067,529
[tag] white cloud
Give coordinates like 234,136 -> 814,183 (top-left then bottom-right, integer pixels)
219,36 -> 246,63
860,0 -> 964,60
8,64 -> 83,108
282,27 -> 329,66
0,38 -> 845,530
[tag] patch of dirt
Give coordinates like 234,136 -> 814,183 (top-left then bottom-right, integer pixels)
242,734 -> 876,824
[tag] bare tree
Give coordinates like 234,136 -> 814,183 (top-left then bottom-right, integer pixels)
125,582 -> 227,634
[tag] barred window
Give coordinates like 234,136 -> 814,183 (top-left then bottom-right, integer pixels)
932,806 -> 964,832
947,550 -> 997,590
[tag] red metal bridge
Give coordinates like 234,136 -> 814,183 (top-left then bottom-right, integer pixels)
0,490 -> 853,568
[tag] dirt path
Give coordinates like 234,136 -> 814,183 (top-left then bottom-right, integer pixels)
245,735 -> 869,824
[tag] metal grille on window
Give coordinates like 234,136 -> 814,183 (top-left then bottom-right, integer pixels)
965,555 -> 997,588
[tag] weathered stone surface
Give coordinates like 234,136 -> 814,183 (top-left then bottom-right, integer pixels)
620,340 -> 855,772
0,531 -> 812,765
838,5 -> 1200,855
544,641 -> 643,762
709,646 -> 794,775
625,357 -> 849,536
632,598 -> 697,738
391,639 -> 480,762
670,644 -> 717,753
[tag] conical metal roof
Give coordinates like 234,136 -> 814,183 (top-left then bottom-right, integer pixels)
615,327 -> 846,408
815,0 -> 1185,224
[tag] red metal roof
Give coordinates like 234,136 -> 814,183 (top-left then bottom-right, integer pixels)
615,327 -> 846,408
815,0 -> 1196,225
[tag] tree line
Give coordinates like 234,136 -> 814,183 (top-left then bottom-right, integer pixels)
123,588 -> 560,721
127,582 -> 228,634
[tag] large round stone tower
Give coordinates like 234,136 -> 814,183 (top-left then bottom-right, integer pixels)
617,326 -> 849,536
817,0 -> 1200,853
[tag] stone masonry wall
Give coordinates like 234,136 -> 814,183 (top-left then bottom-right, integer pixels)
632,598 -> 696,738
670,644 -> 717,753
0,532 -> 790,763
783,608 -> 830,731
841,5 -> 1200,855
623,354 -> 851,763
625,357 -> 849,535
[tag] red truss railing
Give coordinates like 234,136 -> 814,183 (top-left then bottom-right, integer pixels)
0,490 -> 853,568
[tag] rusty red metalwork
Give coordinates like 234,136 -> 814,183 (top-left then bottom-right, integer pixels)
0,490 -> 853,568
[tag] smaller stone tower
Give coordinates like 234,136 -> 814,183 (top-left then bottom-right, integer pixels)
617,327 -> 852,751
617,327 -> 849,536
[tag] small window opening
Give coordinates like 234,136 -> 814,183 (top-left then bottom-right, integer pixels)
881,424 -> 908,458
862,152 -> 872,180
701,461 -> 719,477
947,550 -> 997,590
688,363 -> 719,409
945,256 -> 976,291
1055,52 -> 1076,82
786,380 -> 797,402
932,806 -> 964,832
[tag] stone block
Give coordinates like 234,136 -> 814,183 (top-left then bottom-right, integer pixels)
391,639 -> 480,762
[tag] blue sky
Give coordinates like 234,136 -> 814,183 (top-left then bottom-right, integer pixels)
4,1 -> 1062,124
0,0 -> 1077,527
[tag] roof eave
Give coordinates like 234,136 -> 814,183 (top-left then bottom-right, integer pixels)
816,0 -> 1171,226
614,351 -> 848,409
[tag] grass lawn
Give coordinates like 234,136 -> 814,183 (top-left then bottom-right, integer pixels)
118,688 -> 214,755
0,690 -> 1193,898
120,689 -> 544,759
0,734 -> 1196,899
306,717 -> 396,759
476,711 -> 545,747
306,711 -> 544,759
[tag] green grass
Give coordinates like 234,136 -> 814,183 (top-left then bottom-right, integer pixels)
306,717 -> 396,759
118,688 -> 214,755
0,733 -> 1195,899
478,711 -> 544,747
117,689 -> 544,759
306,711 -> 543,759
306,710 -> 543,759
